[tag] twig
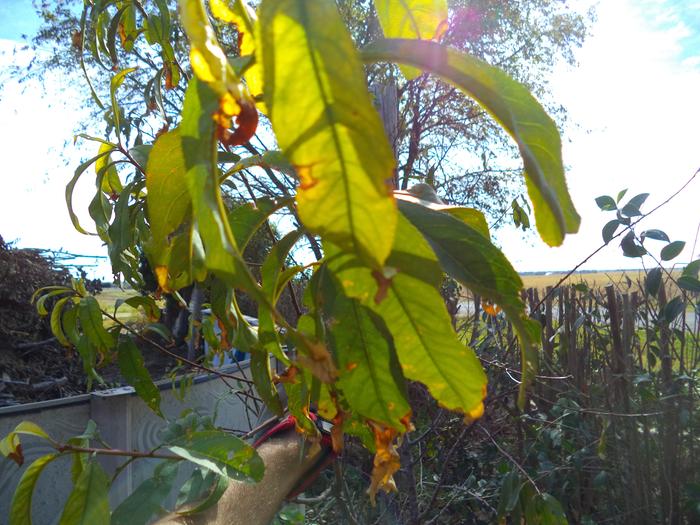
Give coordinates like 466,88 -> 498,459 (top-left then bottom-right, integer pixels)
532,167 -> 700,312
477,423 -> 541,496
56,443 -> 180,461
418,423 -> 474,521
101,310 -> 255,386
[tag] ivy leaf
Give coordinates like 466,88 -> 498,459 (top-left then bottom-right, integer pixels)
58,461 -> 111,525
661,240 -> 685,261
259,0 -> 397,268
362,38 -> 580,247
167,430 -> 264,482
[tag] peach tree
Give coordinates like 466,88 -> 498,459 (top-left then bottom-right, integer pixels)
2,0 -> 579,522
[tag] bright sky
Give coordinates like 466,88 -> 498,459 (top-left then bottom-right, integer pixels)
0,0 -> 698,281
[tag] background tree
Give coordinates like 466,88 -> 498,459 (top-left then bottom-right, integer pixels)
10,0 -> 591,221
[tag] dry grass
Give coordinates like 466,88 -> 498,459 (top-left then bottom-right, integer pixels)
520,269 -> 683,295
95,287 -> 143,325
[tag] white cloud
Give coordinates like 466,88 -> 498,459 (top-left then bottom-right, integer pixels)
497,0 -> 700,272
0,39 -> 111,279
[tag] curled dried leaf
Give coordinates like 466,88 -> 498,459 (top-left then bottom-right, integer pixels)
367,421 -> 401,505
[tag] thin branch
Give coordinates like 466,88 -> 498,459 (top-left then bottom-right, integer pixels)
533,167 -> 700,312
478,423 -> 541,496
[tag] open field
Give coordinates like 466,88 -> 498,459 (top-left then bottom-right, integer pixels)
95,287 -> 143,324
520,268 -> 684,294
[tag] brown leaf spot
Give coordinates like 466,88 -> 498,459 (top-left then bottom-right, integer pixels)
164,63 -> 174,90
346,362 -> 358,372
295,165 -> 318,191
118,23 -> 127,47
274,365 -> 299,384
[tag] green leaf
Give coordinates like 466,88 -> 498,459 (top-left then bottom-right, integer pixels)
128,144 -> 152,167
146,129 -> 190,242
397,199 -> 539,406
107,181 -> 136,273
316,268 -> 410,430
374,0 -> 447,40
58,461 -> 111,525
616,189 -> 628,203
66,151 -> 113,235
595,195 -> 617,211
602,219 -> 620,244
145,128 -> 194,291
683,259 -> 700,278
228,197 -> 290,252
259,0 -> 397,268
35,288 -> 71,316
661,297 -> 685,324
661,240 -> 685,261
78,296 -> 115,351
257,229 -> 303,384
167,430 -> 264,482
250,352 -> 284,416
13,421 -> 52,441
645,267 -> 662,297
110,68 -> 137,140
373,0 -> 447,79
223,150 -> 296,180
180,78 -> 263,297
10,453 -> 60,525
95,142 -> 122,195
111,461 -> 179,525
117,337 -> 162,416
327,216 -> 487,416
396,191 -> 490,239
51,297 -> 72,347
176,470 -> 229,516
642,229 -> 669,242
362,39 -> 579,247
620,231 -> 646,258
678,276 -> 700,292
124,296 -> 161,321
620,192 -> 649,217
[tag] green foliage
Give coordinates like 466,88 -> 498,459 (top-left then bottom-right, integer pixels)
1,0 -> 586,522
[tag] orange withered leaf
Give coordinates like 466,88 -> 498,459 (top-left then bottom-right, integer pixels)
367,421 -> 401,505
